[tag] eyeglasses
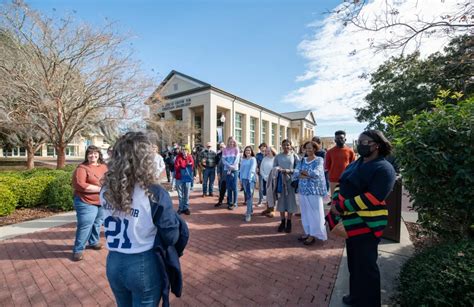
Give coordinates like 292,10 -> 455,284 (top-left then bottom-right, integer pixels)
356,139 -> 376,146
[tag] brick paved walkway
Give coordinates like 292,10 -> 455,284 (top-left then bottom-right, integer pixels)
0,191 -> 345,306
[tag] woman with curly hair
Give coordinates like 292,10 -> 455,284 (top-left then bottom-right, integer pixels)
101,132 -> 181,306
72,145 -> 108,261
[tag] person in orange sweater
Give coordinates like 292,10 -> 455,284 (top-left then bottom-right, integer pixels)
325,130 -> 356,197
72,145 -> 108,261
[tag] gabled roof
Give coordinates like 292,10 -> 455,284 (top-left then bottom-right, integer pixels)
158,70 -> 210,89
281,110 -> 317,125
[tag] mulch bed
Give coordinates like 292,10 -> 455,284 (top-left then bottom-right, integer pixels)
0,207 -> 61,227
405,221 -> 440,252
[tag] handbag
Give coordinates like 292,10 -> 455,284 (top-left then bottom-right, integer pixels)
180,165 -> 193,183
331,222 -> 348,239
291,158 -> 302,192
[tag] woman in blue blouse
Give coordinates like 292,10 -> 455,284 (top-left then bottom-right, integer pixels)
240,146 -> 257,222
293,141 -> 328,245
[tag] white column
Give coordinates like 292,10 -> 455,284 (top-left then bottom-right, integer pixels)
203,101 -> 217,147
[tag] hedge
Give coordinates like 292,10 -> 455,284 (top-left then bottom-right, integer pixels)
17,176 -> 56,208
46,172 -> 74,211
398,239 -> 474,306
0,184 -> 18,216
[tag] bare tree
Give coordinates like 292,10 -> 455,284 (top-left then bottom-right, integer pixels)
335,0 -> 473,53
0,1 -> 154,168
147,117 -> 198,148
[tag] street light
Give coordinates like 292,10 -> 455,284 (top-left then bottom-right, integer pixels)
220,113 -> 226,123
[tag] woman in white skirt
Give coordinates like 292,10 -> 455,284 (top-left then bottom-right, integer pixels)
292,140 -> 328,245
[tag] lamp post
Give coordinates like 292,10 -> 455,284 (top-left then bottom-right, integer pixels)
219,113 -> 226,143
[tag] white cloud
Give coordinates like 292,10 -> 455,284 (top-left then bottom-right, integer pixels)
286,0 -> 469,131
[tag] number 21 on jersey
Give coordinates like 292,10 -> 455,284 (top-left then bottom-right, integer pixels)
104,216 -> 132,249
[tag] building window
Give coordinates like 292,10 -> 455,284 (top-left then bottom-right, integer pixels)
195,115 -> 202,144
235,113 -> 243,144
272,123 -> 277,146
173,83 -> 178,91
47,145 -> 55,157
261,121 -> 267,143
280,126 -> 284,142
66,146 -> 77,156
249,117 -> 256,146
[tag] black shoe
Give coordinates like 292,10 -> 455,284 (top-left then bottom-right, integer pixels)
227,205 -> 233,210
183,209 -> 191,215
342,294 -> 356,305
215,202 -> 222,207
285,219 -> 292,233
277,219 -> 286,232
209,193 -> 214,197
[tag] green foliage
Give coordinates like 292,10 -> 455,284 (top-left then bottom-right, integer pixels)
46,172 -> 73,211
0,184 -> 18,216
398,239 -> 474,306
390,96 -> 474,239
17,175 -> 55,208
0,176 -> 23,201
357,35 -> 473,130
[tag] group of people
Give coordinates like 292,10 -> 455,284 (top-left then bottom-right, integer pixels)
70,128 -> 396,307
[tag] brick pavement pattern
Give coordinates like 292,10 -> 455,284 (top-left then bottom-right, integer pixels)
0,192 -> 345,306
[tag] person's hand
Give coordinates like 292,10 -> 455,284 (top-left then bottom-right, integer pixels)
301,170 -> 308,176
330,204 -> 340,215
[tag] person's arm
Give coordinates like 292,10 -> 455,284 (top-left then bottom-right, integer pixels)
306,158 -> 324,179
334,165 -> 396,213
349,149 -> 356,163
324,151 -> 331,172
73,167 -> 101,193
231,151 -> 240,170
250,157 -> 257,178
188,155 -> 194,170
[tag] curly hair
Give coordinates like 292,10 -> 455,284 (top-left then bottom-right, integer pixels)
102,131 -> 159,213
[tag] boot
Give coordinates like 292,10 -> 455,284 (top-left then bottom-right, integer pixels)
285,219 -> 292,233
277,219 -> 286,232
261,206 -> 270,216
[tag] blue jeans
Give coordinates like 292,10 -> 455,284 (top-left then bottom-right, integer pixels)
226,170 -> 239,206
73,196 -> 104,253
203,167 -> 216,195
242,179 -> 255,215
106,249 -> 163,307
258,174 -> 265,202
176,180 -> 191,211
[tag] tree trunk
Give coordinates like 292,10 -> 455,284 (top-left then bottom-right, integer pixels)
56,144 -> 66,169
26,147 -> 35,169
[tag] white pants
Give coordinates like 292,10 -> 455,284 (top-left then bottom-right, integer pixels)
299,194 -> 327,241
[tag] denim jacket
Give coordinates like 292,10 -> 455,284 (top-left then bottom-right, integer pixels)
149,184 -> 189,307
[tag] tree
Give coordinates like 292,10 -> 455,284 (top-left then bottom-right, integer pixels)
356,35 -> 473,129
335,0 -> 473,53
0,1 -> 154,168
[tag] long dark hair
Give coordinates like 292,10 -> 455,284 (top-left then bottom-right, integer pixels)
243,146 -> 255,158
361,130 -> 392,157
83,145 -> 105,164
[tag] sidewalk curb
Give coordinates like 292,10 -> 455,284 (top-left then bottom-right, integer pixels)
329,217 -> 414,307
0,211 -> 76,241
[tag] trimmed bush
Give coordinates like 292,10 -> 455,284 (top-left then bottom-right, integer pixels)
389,96 -> 474,239
399,239 -> 474,306
0,184 -> 18,216
0,176 -> 23,202
17,175 -> 55,208
46,172 -> 74,211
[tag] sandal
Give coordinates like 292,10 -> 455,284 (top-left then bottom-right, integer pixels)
298,235 -> 309,242
303,236 -> 316,245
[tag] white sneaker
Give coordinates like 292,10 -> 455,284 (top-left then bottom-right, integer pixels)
245,214 -> 251,222
256,203 -> 265,208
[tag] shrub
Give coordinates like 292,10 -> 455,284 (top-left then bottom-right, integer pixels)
46,172 -> 74,211
0,184 -> 18,216
0,176 -> 23,203
398,239 -> 474,306
389,95 -> 474,239
17,175 -> 55,208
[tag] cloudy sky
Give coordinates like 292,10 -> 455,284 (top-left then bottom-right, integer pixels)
286,0 -> 469,140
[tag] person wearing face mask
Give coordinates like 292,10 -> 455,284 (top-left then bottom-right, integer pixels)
329,130 -> 396,307
325,130 -> 356,197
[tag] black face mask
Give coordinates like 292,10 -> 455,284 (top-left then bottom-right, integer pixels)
357,144 -> 373,157
335,140 -> 345,147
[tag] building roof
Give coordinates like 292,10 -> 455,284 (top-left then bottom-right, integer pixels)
151,70 -> 317,125
281,110 -> 317,125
